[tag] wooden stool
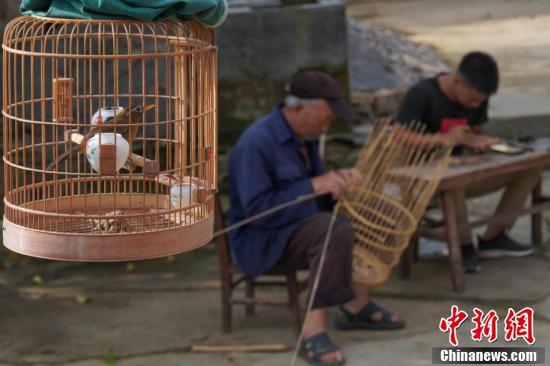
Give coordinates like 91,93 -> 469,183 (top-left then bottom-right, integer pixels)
215,191 -> 308,334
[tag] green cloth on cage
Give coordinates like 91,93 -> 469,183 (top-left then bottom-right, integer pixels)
20,0 -> 228,27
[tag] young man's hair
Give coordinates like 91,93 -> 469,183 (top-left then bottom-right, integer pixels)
457,51 -> 499,95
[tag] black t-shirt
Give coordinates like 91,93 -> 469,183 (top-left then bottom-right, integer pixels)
395,75 -> 488,134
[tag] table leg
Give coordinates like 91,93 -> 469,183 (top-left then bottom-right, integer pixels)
398,236 -> 416,279
531,177 -> 543,247
441,190 -> 464,293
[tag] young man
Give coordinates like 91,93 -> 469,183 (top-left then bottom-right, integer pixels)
229,71 -> 404,366
395,51 -> 537,273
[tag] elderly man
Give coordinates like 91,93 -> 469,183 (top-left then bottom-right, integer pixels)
228,71 -> 404,366
396,51 -> 537,273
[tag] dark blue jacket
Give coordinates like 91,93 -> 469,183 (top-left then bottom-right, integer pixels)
228,107 -> 326,276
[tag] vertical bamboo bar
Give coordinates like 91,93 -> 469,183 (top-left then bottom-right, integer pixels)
52,76 -> 73,225
211,46 -> 218,193
172,39 -> 189,175
140,23 -> 146,231
2,26 -> 9,222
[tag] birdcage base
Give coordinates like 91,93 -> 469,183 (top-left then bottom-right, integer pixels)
2,197 -> 213,262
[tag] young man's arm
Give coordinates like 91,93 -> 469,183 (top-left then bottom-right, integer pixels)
471,125 -> 484,134
467,101 -> 502,151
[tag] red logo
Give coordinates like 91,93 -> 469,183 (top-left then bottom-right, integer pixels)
471,308 -> 499,343
504,307 -> 536,345
439,306 -> 536,346
439,305 -> 469,346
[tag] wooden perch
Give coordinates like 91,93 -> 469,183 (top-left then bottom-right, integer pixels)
127,153 -> 159,175
66,131 -> 210,202
66,131 -> 159,175
65,129 -> 84,144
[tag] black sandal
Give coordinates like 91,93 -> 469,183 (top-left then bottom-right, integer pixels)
299,332 -> 346,366
337,301 -> 406,330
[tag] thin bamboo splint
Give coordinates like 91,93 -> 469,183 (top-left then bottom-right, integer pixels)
341,119 -> 452,285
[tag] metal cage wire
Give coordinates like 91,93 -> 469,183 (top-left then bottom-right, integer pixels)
2,15 -> 218,261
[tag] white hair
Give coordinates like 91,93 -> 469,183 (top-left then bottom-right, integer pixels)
284,95 -> 322,109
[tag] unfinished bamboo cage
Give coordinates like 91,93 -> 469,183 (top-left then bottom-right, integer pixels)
340,119 -> 452,285
2,16 -> 217,261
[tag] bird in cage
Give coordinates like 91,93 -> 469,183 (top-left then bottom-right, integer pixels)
47,104 -> 155,171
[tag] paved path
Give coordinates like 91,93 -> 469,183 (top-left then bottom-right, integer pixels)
348,0 -> 550,119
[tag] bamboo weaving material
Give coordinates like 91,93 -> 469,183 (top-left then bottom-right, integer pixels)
2,16 -> 217,261
293,120 -> 452,365
341,119 -> 452,285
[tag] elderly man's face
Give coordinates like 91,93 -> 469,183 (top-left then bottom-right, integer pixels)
297,100 -> 336,140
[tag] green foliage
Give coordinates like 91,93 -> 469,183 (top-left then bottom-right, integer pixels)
102,351 -> 117,365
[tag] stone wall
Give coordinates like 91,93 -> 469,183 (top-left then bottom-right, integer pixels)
0,1 -> 350,132
217,1 -> 349,129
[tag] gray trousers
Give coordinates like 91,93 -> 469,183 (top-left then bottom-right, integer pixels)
453,168 -> 541,245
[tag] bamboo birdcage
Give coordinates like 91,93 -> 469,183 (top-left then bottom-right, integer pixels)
2,16 -> 217,261
341,119 -> 452,285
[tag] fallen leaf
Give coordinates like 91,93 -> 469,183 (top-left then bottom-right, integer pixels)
75,295 -> 90,304
32,275 -> 43,286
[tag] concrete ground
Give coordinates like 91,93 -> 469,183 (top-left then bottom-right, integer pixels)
2,171 -> 550,366
348,0 -> 550,120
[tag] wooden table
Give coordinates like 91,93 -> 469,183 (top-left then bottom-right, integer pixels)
407,150 -> 550,292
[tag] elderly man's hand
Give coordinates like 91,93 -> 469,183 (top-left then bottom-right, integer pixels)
311,168 -> 362,200
336,168 -> 362,187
